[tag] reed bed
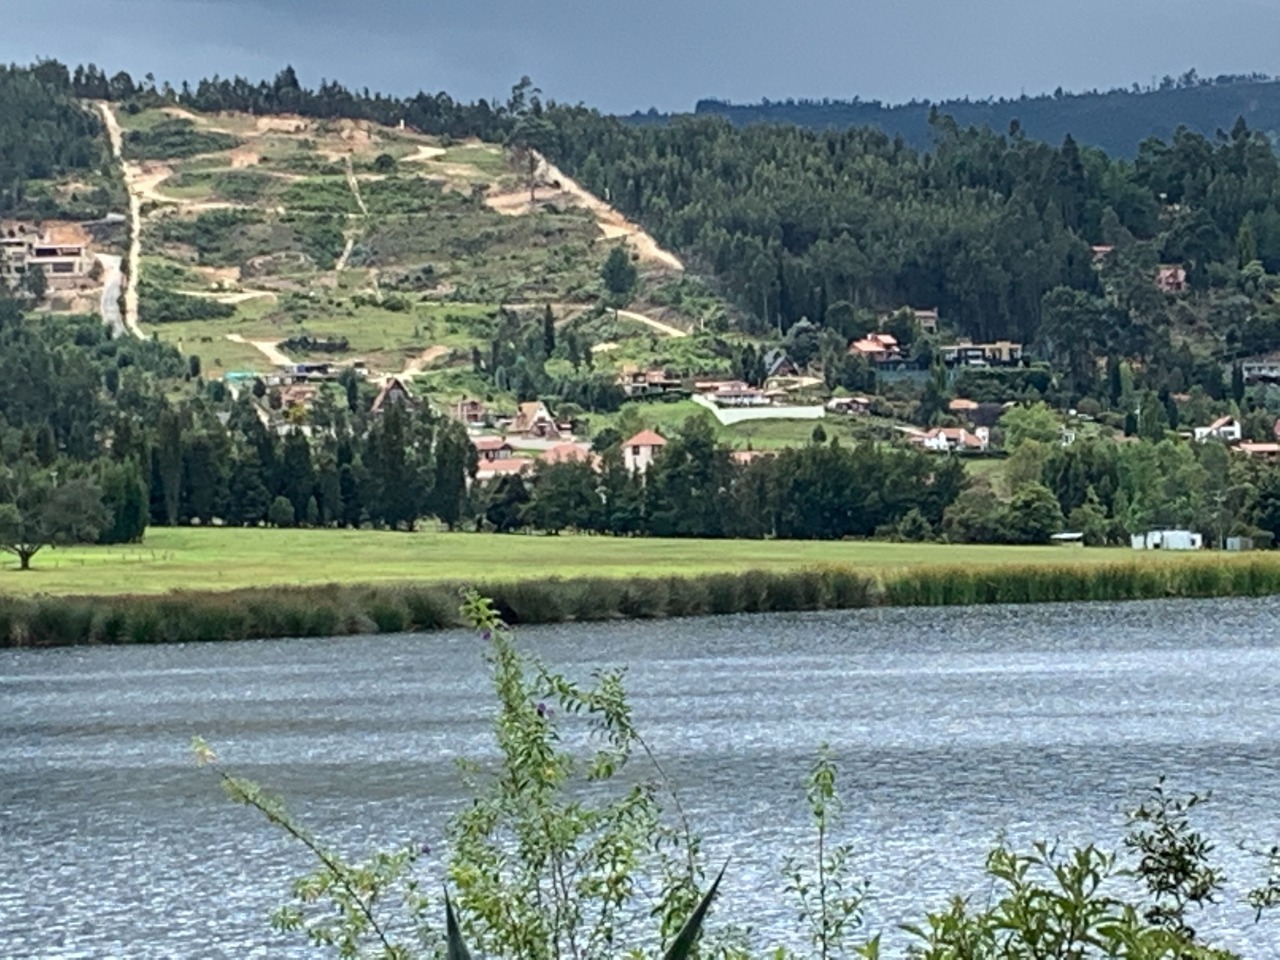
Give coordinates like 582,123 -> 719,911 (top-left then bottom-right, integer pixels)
2,556 -> 1278,647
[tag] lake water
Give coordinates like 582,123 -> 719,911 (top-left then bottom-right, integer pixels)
4,598 -> 1280,958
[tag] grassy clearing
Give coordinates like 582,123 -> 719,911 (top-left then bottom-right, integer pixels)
0,526 -> 1237,597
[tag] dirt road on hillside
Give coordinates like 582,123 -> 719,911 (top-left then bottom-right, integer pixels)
486,153 -> 685,273
225,334 -> 293,367
616,309 -> 688,338
97,102 -> 145,339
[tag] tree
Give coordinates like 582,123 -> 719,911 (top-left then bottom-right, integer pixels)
1000,402 -> 1061,449
267,495 -> 295,528
0,465 -> 106,570
600,245 -> 638,319
542,304 -> 556,357
372,153 -> 396,173
507,110 -> 555,203
1006,482 -> 1065,543
20,266 -> 47,303
484,474 -> 530,533
524,461 -> 601,533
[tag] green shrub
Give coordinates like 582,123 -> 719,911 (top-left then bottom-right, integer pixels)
123,119 -> 239,160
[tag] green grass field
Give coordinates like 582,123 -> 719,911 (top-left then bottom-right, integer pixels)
0,527 -> 1225,597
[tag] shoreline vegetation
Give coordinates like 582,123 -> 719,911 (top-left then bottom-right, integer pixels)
5,539 -> 1280,646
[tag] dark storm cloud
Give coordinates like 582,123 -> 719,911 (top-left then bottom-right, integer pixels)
5,0 -> 1280,112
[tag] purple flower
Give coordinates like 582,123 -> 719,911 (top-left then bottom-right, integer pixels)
481,629 -> 492,642
536,702 -> 551,718
420,842 -> 431,856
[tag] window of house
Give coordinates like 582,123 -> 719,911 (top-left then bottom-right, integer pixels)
632,446 -> 640,456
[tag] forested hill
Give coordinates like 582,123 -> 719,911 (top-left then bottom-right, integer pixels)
686,74 -> 1280,157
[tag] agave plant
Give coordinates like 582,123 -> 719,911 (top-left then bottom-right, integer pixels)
443,865 -> 725,960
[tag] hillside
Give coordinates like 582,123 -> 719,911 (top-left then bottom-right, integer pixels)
685,74 -> 1280,156
99,102 -> 729,394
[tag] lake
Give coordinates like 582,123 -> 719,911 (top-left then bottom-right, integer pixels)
4,598 -> 1280,957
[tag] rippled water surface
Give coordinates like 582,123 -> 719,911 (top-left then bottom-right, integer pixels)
5,598 -> 1280,958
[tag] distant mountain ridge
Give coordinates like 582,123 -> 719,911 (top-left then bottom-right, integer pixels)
646,74 -> 1280,157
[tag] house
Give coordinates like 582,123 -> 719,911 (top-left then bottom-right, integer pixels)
472,436 -> 515,462
1131,530 -> 1203,551
948,398 -> 980,416
940,340 -> 1024,367
540,442 -> 597,467
511,401 -> 560,439
696,380 -> 769,407
763,348 -> 799,378
914,308 -> 940,335
731,449 -> 775,466
1241,353 -> 1280,384
826,395 -> 872,415
906,426 -> 990,453
0,222 -> 94,290
1157,265 -> 1188,294
278,384 -> 319,410
474,457 -> 535,483
623,429 -> 666,474
453,397 -> 489,425
1091,245 -> 1115,262
1236,442 -> 1280,461
848,333 -> 901,364
371,377 -> 416,413
618,368 -> 684,399
1193,416 -> 1242,443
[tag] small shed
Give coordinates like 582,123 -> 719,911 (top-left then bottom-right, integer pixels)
1050,532 -> 1085,548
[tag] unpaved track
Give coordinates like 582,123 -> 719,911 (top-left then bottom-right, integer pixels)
400,345 -> 449,376
97,102 -> 145,339
616,309 -> 687,338
486,153 -> 685,273
225,333 -> 292,367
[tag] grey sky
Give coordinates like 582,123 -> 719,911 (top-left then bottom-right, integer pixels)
4,0 -> 1279,113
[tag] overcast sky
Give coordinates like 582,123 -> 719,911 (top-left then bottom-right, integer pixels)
4,0 -> 1279,113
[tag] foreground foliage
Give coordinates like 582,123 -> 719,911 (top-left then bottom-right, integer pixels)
198,595 -> 1279,958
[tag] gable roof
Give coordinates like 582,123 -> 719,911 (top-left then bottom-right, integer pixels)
371,377 -> 414,412
624,429 -> 667,448
473,436 -> 513,452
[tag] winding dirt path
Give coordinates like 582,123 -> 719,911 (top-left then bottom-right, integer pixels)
616,309 -> 688,338
97,102 -> 145,339
225,333 -> 292,367
400,345 -> 449,377
486,153 -> 685,273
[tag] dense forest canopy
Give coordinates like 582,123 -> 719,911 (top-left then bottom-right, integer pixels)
0,62 -> 108,217
683,71 -> 1280,158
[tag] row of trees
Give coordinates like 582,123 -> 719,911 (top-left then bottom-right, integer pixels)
485,416 -> 966,539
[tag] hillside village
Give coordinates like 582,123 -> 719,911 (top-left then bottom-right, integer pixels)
8,64 -> 1280,547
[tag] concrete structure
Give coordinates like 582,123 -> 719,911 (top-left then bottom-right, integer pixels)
618,368 -> 684,399
1193,416 -> 1242,444
1131,530 -> 1204,551
940,340 -> 1024,367
691,393 -> 824,425
2,222 -> 96,290
623,429 -> 666,474
1241,353 -> 1280,384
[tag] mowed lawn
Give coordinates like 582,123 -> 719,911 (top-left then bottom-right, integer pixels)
0,527 -> 1222,597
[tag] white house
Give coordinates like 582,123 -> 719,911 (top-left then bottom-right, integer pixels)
623,429 -> 666,474
907,426 -> 990,453
1131,530 -> 1204,551
1193,416 -> 1242,444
